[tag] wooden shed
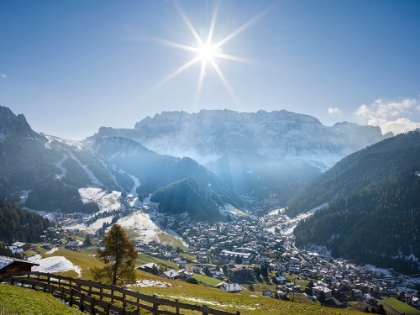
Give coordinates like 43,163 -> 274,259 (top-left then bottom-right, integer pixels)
0,256 -> 39,274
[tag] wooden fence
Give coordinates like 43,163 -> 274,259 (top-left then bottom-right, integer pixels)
0,271 -> 240,315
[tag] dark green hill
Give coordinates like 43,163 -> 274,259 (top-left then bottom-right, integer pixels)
291,131 -> 420,273
287,131 -> 420,217
151,178 -> 222,220
93,137 -> 248,212
0,199 -> 50,243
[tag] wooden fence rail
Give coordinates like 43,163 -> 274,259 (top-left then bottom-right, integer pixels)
0,271 -> 240,315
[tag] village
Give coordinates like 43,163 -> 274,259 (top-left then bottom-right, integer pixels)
3,201 -> 420,313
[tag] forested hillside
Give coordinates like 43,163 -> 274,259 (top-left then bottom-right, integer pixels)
287,131 -> 420,217
93,137 -> 247,211
151,178 -> 222,220
25,181 -> 99,213
0,199 -> 50,242
292,131 -> 420,273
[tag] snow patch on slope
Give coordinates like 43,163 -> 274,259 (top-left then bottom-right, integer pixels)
281,203 -> 329,236
116,211 -> 161,242
69,215 -> 114,234
219,204 -> 247,218
31,256 -> 81,276
79,187 -> 121,213
45,135 -> 84,151
127,174 -> 141,207
55,154 -> 68,179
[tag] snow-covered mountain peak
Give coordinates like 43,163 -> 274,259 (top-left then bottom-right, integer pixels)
90,109 -> 391,171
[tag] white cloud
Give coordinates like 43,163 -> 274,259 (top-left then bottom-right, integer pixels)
356,98 -> 417,119
367,117 -> 420,135
355,98 -> 420,135
328,107 -> 341,114
1,73 -> 6,78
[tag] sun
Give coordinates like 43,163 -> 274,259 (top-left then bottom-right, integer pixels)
152,2 -> 265,104
199,43 -> 216,61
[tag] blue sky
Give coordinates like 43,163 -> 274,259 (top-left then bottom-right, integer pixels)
1,0 -> 420,140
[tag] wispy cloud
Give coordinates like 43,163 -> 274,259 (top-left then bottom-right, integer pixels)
327,107 -> 341,115
1,73 -> 7,78
355,98 -> 420,135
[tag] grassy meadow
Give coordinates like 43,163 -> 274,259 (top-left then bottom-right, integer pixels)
0,246 -> 370,315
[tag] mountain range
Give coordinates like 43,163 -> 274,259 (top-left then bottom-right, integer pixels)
2,104 -> 419,272
89,109 -> 391,201
0,105 -> 392,213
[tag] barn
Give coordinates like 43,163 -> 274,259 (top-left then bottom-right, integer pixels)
0,256 -> 39,274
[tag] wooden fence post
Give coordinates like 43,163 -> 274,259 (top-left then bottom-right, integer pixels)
175,299 -> 180,315
153,294 -> 158,315
79,293 -> 85,312
69,288 -> 74,307
202,305 -> 209,315
90,297 -> 96,315
105,302 -> 110,315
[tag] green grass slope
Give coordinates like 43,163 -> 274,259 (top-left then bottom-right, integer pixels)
0,284 -> 81,315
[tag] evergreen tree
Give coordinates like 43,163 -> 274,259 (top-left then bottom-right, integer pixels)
261,264 -> 268,278
222,265 -> 228,275
83,235 -> 93,247
93,224 -> 138,285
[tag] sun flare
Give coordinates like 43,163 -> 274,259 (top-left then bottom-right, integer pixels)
199,43 -> 217,61
152,3 -> 265,104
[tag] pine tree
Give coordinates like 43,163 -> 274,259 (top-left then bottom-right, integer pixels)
93,224 -> 138,285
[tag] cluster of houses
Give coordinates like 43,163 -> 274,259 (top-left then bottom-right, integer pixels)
151,210 -> 420,308
4,200 -> 419,310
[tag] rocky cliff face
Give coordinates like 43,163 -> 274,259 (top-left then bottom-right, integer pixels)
0,106 -> 42,141
90,109 -> 392,171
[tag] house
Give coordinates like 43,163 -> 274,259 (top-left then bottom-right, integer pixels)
218,282 -> 242,293
288,264 -> 301,274
161,270 -> 179,280
270,262 -> 286,272
272,273 -> 287,285
312,286 -> 332,300
228,266 -> 254,279
9,242 -> 31,254
137,262 -> 158,274
262,290 -> 272,297
276,290 -> 288,300
177,269 -> 193,280
0,256 -> 39,274
178,260 -> 187,269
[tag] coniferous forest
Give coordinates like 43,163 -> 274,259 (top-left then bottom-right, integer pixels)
293,131 -> 420,274
0,199 -> 50,243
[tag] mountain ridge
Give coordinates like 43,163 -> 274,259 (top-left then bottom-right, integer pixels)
88,109 -> 392,171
